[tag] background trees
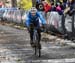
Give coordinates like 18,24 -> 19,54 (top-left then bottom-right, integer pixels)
18,0 -> 32,10
11,0 -> 17,7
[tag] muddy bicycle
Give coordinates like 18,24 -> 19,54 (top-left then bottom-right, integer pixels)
29,23 -> 41,57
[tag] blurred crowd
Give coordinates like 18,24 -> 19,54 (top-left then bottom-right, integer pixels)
36,0 -> 75,15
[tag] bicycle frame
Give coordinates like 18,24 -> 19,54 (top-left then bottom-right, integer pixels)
33,27 -> 41,57
33,28 -> 38,43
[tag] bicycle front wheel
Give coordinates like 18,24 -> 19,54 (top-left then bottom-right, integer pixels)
33,30 -> 41,57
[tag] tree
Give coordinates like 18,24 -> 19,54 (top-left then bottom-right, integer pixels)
11,0 -> 17,7
18,0 -> 32,10
32,0 -> 36,7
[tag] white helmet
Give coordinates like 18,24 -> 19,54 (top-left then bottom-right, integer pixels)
30,7 -> 37,14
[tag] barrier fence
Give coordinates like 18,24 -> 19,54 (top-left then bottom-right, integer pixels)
1,9 -> 75,39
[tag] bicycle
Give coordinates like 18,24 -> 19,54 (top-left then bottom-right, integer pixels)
30,23 -> 41,57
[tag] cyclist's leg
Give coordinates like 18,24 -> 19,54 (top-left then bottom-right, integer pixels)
29,28 -> 34,46
37,28 -> 41,42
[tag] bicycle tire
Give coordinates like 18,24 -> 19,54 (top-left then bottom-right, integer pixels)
33,31 -> 37,55
38,44 -> 41,57
33,30 -> 41,57
34,46 -> 37,55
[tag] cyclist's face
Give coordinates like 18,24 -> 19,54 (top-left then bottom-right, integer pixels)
31,13 -> 36,16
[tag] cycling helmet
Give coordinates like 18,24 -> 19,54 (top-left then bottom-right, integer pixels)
30,7 -> 37,14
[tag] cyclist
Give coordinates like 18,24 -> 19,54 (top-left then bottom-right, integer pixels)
25,7 -> 46,48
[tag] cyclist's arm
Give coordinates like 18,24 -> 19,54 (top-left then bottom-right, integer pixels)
25,14 -> 30,27
37,12 -> 46,25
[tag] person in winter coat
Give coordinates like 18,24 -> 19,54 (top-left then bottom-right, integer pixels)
42,1 -> 52,13
64,0 -> 75,16
56,3 -> 63,15
51,2 -> 56,11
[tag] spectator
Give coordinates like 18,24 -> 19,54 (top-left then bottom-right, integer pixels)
51,2 -> 56,11
36,1 -> 44,11
36,0 -> 41,3
67,0 -> 75,15
56,2 -> 63,15
62,1 -> 67,10
42,0 -> 52,13
63,0 -> 67,3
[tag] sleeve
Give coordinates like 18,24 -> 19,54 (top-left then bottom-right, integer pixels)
25,14 -> 30,27
37,12 -> 46,24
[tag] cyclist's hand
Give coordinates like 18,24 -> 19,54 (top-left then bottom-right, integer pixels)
41,24 -> 46,32
42,24 -> 46,29
27,27 -> 30,33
